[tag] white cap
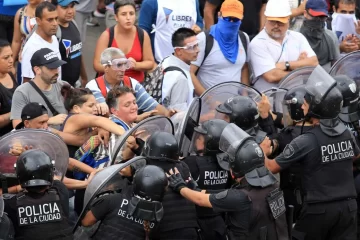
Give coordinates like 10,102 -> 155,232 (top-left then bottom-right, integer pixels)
265,0 -> 292,20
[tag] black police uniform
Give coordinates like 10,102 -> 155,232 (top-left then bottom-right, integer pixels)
148,160 -> 199,240
184,155 -> 231,240
276,125 -> 312,220
208,168 -> 288,240
88,186 -> 157,240
275,125 -> 359,239
4,180 -> 73,240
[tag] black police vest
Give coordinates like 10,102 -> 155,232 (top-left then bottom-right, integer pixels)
235,183 -> 288,240
150,161 -> 198,234
302,126 -> 357,203
15,189 -> 73,240
196,155 -> 230,217
278,126 -> 303,190
94,193 -> 154,240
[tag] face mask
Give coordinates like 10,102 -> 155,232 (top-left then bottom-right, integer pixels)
301,19 -> 325,39
331,13 -> 357,40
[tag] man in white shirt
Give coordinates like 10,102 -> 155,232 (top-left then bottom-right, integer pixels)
249,0 -> 318,92
161,27 -> 197,111
21,2 -> 62,83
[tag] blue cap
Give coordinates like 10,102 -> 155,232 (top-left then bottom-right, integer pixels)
306,0 -> 328,17
56,0 -> 79,7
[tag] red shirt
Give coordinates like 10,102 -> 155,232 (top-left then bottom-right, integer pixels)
108,28 -> 145,82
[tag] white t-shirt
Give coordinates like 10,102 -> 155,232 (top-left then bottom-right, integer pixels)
161,55 -> 194,111
249,29 -> 316,92
154,0 -> 197,62
21,32 -> 62,82
192,31 -> 249,92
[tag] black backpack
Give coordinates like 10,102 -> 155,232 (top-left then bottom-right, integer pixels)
142,58 -> 187,104
196,30 -> 248,73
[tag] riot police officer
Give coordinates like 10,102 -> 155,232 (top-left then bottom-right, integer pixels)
333,75 -> 360,239
81,165 -> 168,240
216,96 -> 273,156
334,75 -> 360,144
142,131 -> 199,240
3,149 -> 73,240
271,86 -> 314,219
167,123 -> 289,240
265,66 -> 359,239
183,119 -> 231,240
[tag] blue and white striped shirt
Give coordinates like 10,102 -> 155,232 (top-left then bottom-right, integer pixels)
85,77 -> 158,112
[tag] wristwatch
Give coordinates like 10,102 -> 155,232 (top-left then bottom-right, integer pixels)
285,61 -> 290,71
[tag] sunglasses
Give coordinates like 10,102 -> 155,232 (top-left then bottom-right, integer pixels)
223,17 -> 240,22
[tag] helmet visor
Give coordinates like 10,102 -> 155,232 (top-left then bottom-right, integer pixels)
219,123 -> 252,159
189,130 -> 206,155
282,102 -> 295,127
305,66 -> 336,103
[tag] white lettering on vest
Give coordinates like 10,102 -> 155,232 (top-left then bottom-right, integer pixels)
321,140 -> 354,163
18,202 -> 62,226
117,197 -> 155,229
204,170 -> 228,186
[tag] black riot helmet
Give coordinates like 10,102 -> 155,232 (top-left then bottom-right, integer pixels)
219,124 -> 264,178
14,149 -> 54,188
128,165 -> 168,222
219,124 -> 276,186
283,86 -> 306,122
334,75 -> 360,123
304,66 -> 343,119
193,119 -> 228,155
216,96 -> 259,130
304,86 -> 343,119
142,131 -> 179,161
231,139 -> 264,179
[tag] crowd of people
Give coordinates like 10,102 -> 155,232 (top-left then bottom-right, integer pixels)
0,0 -> 360,238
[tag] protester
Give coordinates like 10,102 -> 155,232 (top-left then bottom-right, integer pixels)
11,48 -> 68,129
0,40 -> 17,136
191,0 -> 250,96
93,0 -> 154,82
11,0 -> 42,84
332,0 -> 360,53
87,47 -> 174,117
138,0 -> 203,63
249,0 -> 318,92
21,1 -> 62,83
300,0 -> 340,71
161,28 -> 197,110
52,0 -> 88,87
106,86 -> 139,162
203,0 -> 267,39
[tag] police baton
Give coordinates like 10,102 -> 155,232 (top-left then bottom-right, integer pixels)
287,205 -> 294,239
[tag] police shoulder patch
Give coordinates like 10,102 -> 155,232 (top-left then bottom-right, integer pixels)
215,190 -> 228,200
283,144 -> 295,158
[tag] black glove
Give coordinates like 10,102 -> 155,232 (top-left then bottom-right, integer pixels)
186,179 -> 201,192
168,173 -> 187,193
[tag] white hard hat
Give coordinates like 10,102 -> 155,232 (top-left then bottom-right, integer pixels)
265,0 -> 292,19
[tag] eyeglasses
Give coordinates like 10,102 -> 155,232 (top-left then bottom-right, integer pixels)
268,20 -> 286,27
174,40 -> 200,52
104,58 -> 131,71
223,17 -> 240,22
